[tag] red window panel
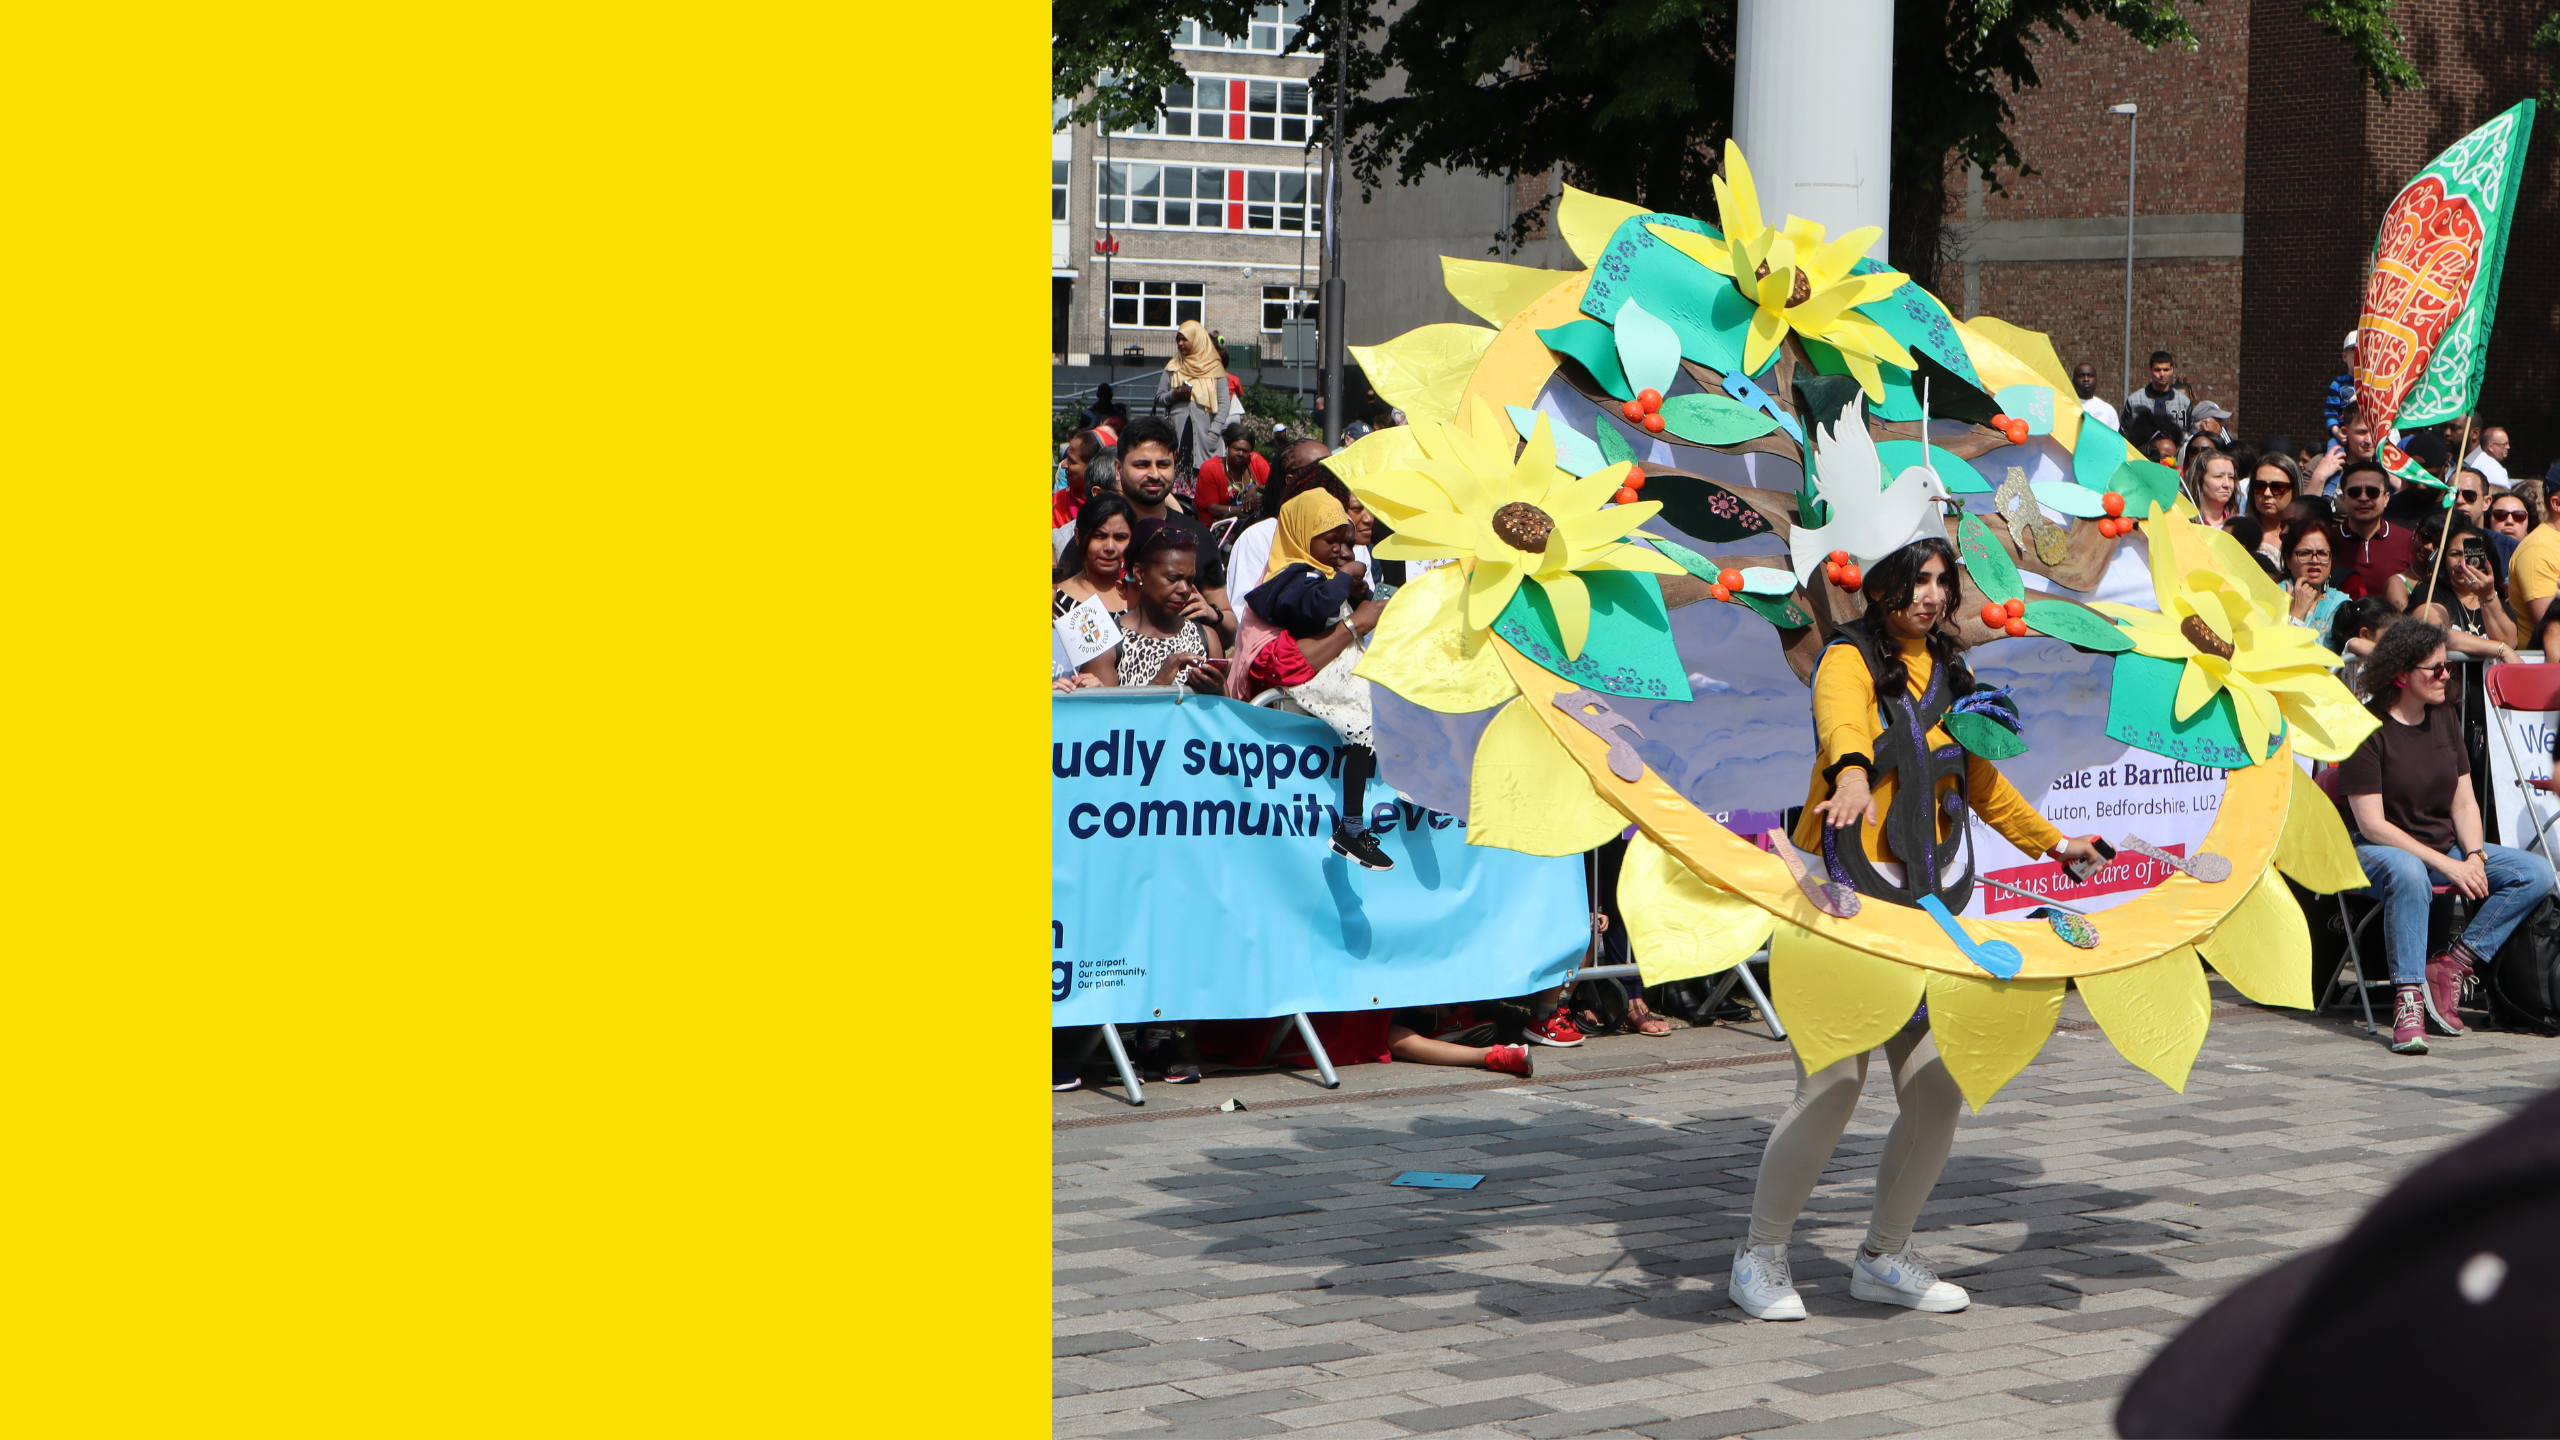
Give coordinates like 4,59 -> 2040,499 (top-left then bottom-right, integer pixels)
1229,170 -> 1245,230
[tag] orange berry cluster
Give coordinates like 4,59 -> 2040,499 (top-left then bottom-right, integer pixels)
1611,468 -> 1648,506
1822,549 -> 1861,591
2094,491 -> 2133,538
1619,388 -> 1667,434
1991,414 -> 2030,446
1978,596 -> 2028,637
1708,567 -> 1745,603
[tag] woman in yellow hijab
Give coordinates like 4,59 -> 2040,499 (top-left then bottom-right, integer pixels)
1158,319 -> 1243,479
1224,489 -> 1392,869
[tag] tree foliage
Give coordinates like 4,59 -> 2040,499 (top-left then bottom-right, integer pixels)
1054,2 -> 2420,289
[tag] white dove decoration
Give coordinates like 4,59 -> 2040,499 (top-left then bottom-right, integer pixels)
1788,397 -> 1951,586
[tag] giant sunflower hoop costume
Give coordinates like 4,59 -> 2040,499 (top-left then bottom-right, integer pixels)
1336,143 -> 2381,1109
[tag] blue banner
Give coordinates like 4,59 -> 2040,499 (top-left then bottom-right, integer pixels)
1052,692 -> 1588,1027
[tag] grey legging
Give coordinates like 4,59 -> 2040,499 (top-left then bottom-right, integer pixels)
1747,1023 -> 1964,1256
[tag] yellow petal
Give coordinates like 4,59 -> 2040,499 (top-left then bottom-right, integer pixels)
1827,312 -> 1917,371
1718,140 -> 1764,240
1374,536 -> 1468,563
1538,569 -> 1593,658
1351,467 -> 1457,520
1804,228 -> 1879,287
2273,762 -> 2370,893
1924,970 -> 2068,1111
2198,867 -> 2314,1009
2075,948 -> 2212,1092
1585,545 -> 1688,577
1743,304 -> 1788,376
1511,417 -> 1562,495
1466,696 -> 1631,855
1840,348 -> 1886,402
1354,561 -> 1523,713
1384,508 -> 1485,552
1616,834 -> 1776,986
1646,223 -> 1735,276
1556,503 -> 1648,549
1546,462 -> 1636,520
1440,255 -> 1579,327
2272,681 -> 2382,763
1771,923 -> 1927,1076
1559,185 -> 1649,267
1327,425 -> 1429,488
2173,657 -> 2224,721
1465,558 -> 1526,630
1348,326 -> 1496,427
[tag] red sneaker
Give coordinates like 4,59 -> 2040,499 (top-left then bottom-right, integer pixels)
1525,1005 -> 1585,1047
2423,950 -> 2471,1035
1485,1044 -> 1535,1078
2391,985 -> 2429,1055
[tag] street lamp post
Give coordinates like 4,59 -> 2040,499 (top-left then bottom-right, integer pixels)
2110,102 -> 2138,405
1320,0 -> 1348,446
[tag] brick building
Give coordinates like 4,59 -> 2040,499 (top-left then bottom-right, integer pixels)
1945,1 -> 2560,466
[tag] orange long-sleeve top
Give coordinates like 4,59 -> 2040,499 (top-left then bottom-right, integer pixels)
1789,633 -> 2064,864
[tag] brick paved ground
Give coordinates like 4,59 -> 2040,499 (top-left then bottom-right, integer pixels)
1053,984 -> 2560,1438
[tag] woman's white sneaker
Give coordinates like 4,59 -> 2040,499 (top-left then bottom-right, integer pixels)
1849,1247 -> 1969,1312
1729,1242 -> 1807,1320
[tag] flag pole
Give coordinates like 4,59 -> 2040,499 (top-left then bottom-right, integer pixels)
2420,413 -> 2476,615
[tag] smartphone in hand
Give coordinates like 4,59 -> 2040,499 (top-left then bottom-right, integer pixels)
2063,838 -> 2117,885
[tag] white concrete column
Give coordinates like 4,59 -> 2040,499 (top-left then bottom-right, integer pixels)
1732,0 -> 1894,262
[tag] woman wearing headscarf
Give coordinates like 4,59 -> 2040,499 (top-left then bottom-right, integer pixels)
1158,319 -> 1244,481
1226,489 -> 1391,870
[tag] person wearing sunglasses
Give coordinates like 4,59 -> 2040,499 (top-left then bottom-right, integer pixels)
2504,479 -> 2560,650
2335,619 -> 2555,1055
2279,518 -> 2349,633
2386,516 -> 2519,663
2330,459 -> 2417,600
2248,456 -> 2304,563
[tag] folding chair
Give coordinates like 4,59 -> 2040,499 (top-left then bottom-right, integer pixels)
2484,662 -> 2560,861
2310,766 -> 2465,1034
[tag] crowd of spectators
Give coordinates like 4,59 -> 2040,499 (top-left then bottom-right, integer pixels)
1050,345 -> 2560,1087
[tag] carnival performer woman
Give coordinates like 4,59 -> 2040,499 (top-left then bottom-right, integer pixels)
1730,537 -> 2107,1321
1158,319 -> 1244,480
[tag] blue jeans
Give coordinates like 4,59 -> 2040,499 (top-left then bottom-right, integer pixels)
2352,842 -> 2554,984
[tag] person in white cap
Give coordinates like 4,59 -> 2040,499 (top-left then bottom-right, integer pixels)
2324,331 -> 2360,431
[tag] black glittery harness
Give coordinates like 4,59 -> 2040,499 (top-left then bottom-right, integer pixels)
1817,620 -> 1977,912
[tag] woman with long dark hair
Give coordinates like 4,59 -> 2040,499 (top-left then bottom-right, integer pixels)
1731,537 -> 2107,1324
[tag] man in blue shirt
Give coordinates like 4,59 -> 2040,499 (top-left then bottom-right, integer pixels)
2324,332 -> 2359,432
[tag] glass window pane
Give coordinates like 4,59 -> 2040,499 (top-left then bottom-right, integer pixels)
1100,197 -> 1125,224
1252,23 -> 1277,49
1247,171 -> 1275,201
1165,80 -> 1193,109
1177,298 -> 1204,326
1164,201 -> 1189,226
1131,200 -> 1157,225
1278,206 -> 1301,231
1164,112 -> 1190,136
1144,296 -> 1171,327
1112,280 -> 1137,296
1132,165 -> 1159,197
1164,167 -> 1191,198
1053,161 -> 1068,184
1282,118 -> 1305,144
1249,116 -> 1274,140
1279,173 -> 1305,203
1197,112 -> 1222,137
1197,169 -> 1224,200
1249,80 -> 1277,112
1176,282 -> 1204,297
1247,205 -> 1273,230
1100,163 -> 1125,196
1054,190 -> 1066,220
1283,83 -> 1307,113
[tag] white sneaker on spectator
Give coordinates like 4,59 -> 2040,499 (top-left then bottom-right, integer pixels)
1728,1242 -> 1806,1321
1849,1246 -> 1969,1312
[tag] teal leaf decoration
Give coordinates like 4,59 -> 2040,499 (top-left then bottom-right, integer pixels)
1645,534 -> 1719,581
1592,417 -> 1637,467
1846,269 -> 1983,389
1644,536 -> 1808,629
1508,404 -> 1606,477
1637,472 -> 1774,543
2104,652 -> 2284,768
1657,392 -> 1779,446
2111,458 -> 2183,517
1874,439 -> 1990,494
2072,414 -> 2129,491
1956,514 -> 2023,604
1491,569 -> 1691,701
1993,384 -> 2055,435
2022,599 -> 2132,653
1734,591 -> 1812,628
2029,481 -> 2109,519
1577,210 -> 1754,376
1946,711 -> 2031,760
1536,318 -> 1631,399
1614,297 -> 1682,400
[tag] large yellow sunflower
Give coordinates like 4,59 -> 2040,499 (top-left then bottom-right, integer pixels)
1348,399 -> 1684,659
2091,522 -> 2379,765
1643,141 -> 1916,398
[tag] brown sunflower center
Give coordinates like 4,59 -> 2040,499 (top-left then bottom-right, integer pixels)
1492,501 -> 1555,554
1752,258 -> 1813,307
2180,614 -> 2235,659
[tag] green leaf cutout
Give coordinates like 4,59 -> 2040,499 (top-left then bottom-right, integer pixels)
1656,392 -> 1781,446
1490,569 -> 1691,701
1733,591 -> 1812,629
1956,514 -> 2023,605
2110,458 -> 2183,518
1535,318 -> 1631,399
1945,711 -> 2030,760
1592,417 -> 1637,468
1638,472 -> 1774,543
2022,599 -> 2132,653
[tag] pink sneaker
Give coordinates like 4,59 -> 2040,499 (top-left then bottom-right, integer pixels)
1485,1044 -> 1535,1078
2424,950 -> 2471,1035
2391,985 -> 2429,1055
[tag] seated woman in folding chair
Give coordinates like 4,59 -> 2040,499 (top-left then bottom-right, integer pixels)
2335,618 -> 2555,1055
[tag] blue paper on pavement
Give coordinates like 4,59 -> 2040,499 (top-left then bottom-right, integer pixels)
1390,1172 -> 1487,1190
1052,692 -> 1587,1027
